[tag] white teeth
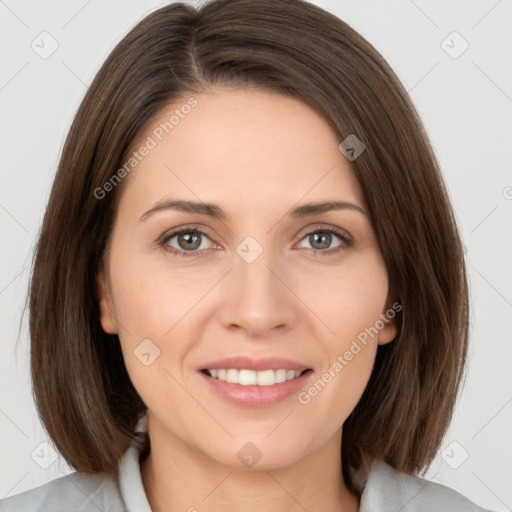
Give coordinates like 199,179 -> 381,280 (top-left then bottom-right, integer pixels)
275,369 -> 287,383
238,369 -> 257,385
205,368 -> 306,386
257,369 -> 275,386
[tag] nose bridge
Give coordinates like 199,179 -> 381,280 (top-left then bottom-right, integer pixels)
221,234 -> 295,335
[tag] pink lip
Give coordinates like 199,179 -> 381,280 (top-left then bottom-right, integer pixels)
199,356 -> 311,372
199,369 -> 313,408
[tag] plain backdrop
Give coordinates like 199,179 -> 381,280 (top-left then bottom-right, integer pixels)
1,0 -> 511,510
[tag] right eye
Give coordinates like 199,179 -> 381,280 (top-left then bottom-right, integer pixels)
160,228 -> 216,257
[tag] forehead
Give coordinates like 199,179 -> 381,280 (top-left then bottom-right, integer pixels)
119,88 -> 365,215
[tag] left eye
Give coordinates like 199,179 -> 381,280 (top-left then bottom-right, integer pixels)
297,229 -> 349,252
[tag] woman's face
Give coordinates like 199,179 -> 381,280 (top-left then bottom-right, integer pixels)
97,87 -> 397,469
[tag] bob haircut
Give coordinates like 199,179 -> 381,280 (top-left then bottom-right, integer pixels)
28,0 -> 468,493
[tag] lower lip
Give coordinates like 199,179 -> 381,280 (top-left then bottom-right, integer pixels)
199,370 -> 313,408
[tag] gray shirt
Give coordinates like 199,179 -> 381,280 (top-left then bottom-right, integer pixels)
0,418 -> 493,512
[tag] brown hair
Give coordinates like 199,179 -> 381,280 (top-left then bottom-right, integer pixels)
28,0 -> 468,493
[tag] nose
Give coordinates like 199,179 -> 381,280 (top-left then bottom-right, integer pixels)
218,241 -> 298,339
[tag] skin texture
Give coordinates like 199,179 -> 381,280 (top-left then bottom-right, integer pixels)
97,87 -> 397,512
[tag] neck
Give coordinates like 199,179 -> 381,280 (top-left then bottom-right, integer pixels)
140,419 -> 360,512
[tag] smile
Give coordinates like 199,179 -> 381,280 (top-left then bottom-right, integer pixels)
199,368 -> 313,407
202,368 -> 309,386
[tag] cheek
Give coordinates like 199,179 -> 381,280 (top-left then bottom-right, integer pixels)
106,241 -> 221,401
299,251 -> 389,344
107,240 -> 195,337
294,253 -> 388,414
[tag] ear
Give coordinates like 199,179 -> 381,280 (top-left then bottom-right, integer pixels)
96,263 -> 119,334
377,296 -> 400,346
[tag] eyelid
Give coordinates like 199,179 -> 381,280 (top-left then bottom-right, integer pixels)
158,223 -> 218,244
296,224 -> 352,243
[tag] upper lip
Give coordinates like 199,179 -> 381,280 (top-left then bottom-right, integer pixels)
200,356 -> 311,372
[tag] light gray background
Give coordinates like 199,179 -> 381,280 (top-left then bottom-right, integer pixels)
1,0 -> 511,510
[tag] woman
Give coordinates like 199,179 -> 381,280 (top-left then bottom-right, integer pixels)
0,0 -> 493,510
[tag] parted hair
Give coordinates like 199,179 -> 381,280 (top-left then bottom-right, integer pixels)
28,0 -> 469,493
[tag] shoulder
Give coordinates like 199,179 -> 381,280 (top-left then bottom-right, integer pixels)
361,460 -> 494,512
0,470 -> 123,512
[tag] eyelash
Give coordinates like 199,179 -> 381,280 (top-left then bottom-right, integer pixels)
158,225 -> 353,258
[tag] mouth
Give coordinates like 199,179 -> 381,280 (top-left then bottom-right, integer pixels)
200,368 -> 312,386
198,367 -> 314,408
197,355 -> 313,407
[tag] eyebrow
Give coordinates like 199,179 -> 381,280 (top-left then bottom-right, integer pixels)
139,199 -> 366,222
